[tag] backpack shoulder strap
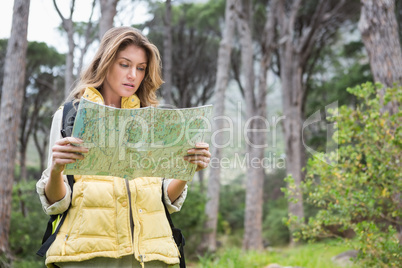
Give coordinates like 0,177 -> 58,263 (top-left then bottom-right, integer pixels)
161,180 -> 186,268
37,100 -> 78,257
61,100 -> 78,138
61,100 -> 77,189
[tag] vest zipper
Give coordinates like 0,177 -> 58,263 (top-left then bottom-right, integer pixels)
61,200 -> 75,256
131,180 -> 146,265
124,179 -> 134,241
62,234 -> 68,255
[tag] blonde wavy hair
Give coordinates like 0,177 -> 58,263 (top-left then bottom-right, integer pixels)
68,26 -> 163,107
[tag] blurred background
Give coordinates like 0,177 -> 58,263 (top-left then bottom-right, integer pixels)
0,0 -> 401,267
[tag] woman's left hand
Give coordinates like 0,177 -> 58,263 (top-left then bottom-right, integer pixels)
184,142 -> 211,172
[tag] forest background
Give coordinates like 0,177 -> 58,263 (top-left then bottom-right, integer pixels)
0,0 -> 401,267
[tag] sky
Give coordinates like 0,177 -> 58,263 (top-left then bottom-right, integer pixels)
0,0 -> 150,53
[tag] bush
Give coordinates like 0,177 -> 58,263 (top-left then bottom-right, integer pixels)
262,168 -> 291,246
262,197 -> 289,246
288,83 -> 402,267
10,180 -> 48,267
218,175 -> 246,234
171,182 -> 207,260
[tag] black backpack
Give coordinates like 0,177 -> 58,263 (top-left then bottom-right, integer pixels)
37,101 -> 186,268
36,101 -> 77,258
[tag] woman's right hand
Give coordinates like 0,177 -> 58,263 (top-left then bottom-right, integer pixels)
45,137 -> 88,204
51,137 -> 89,175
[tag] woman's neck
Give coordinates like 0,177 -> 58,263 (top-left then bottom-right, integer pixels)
100,88 -> 121,108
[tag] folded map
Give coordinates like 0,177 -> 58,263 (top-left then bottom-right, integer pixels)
64,97 -> 213,181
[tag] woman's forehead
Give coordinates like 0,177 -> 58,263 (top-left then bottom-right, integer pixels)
116,44 -> 148,63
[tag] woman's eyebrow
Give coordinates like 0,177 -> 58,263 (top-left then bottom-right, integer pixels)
119,56 -> 132,62
119,56 -> 147,65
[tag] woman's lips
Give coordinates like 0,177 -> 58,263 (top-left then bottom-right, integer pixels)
123,83 -> 134,88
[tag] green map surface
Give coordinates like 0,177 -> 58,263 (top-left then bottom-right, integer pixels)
64,97 -> 213,181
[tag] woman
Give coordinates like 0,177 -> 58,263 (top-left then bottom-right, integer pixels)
36,26 -> 211,268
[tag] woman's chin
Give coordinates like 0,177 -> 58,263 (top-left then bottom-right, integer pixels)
119,90 -> 137,97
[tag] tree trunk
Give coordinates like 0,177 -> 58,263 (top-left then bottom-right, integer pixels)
199,0 -> 237,253
236,0 -> 261,250
359,0 -> 402,113
33,128 -> 49,173
19,95 -> 29,183
280,48 -> 306,246
238,0 -> 277,250
198,169 -> 205,194
275,0 -> 352,245
282,78 -> 305,219
0,0 -> 30,255
18,137 -> 28,218
359,0 -> 402,242
77,0 -> 97,76
53,0 -> 76,98
162,0 -> 173,105
19,145 -> 27,182
65,20 -> 75,97
19,76 -> 47,184
99,0 -> 118,39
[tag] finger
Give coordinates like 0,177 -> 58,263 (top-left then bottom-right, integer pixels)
55,137 -> 84,146
184,155 -> 210,164
53,151 -> 86,160
189,160 -> 209,170
184,155 -> 202,161
194,142 -> 209,149
52,144 -> 89,154
54,158 -> 78,165
186,149 -> 211,158
190,156 -> 210,164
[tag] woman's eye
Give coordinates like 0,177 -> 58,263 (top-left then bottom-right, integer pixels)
137,66 -> 146,71
120,63 -> 129,68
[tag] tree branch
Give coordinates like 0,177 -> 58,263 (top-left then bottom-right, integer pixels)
77,0 -> 97,74
298,0 -> 327,55
322,0 -> 347,22
288,0 -> 303,39
256,0 -> 278,109
53,0 -> 66,21
70,0 -> 76,18
276,0 -> 285,34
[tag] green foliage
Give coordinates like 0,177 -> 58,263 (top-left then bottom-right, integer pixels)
197,247 -> 271,268
0,40 -> 65,100
9,259 -> 44,268
143,0 -> 222,107
218,176 -> 246,233
26,41 -> 65,75
180,0 -> 225,35
0,40 -> 65,86
287,83 -> 402,267
263,197 -> 290,246
262,168 -> 291,246
147,0 -> 224,36
10,180 -> 48,267
196,241 -> 358,268
252,0 -> 270,43
304,37 -> 372,154
306,39 -> 372,114
171,183 -> 207,259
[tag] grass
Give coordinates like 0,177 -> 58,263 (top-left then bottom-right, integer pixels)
8,241 -> 359,268
193,241 -> 359,268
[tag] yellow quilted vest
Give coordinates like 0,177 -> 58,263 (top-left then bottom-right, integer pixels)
45,88 -> 180,267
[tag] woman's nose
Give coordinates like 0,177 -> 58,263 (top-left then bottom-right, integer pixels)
128,68 -> 136,80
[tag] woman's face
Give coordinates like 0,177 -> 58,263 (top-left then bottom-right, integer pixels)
102,44 -> 148,102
